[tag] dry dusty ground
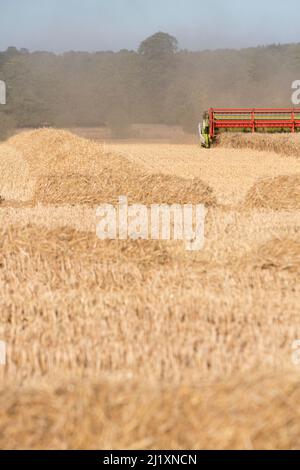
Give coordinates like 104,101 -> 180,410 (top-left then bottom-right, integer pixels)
0,129 -> 299,449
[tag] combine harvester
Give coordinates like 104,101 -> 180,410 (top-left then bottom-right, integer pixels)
199,108 -> 300,148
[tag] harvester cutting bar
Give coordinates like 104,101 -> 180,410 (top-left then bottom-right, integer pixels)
209,108 -> 300,140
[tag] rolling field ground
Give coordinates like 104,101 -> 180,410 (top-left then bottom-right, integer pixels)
0,128 -> 299,449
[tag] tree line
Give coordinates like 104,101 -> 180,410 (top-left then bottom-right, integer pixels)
0,32 -> 299,140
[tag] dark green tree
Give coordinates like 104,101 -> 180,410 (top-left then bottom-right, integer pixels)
138,32 -> 179,123
138,32 -> 178,60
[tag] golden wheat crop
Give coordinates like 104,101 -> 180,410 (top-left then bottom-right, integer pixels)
218,132 -> 300,158
0,129 -> 299,450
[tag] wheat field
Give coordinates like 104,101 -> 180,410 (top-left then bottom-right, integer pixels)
0,129 -> 299,449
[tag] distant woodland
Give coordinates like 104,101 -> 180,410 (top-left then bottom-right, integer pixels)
0,32 -> 299,139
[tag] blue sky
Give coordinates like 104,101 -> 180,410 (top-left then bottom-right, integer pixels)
1,0 -> 299,52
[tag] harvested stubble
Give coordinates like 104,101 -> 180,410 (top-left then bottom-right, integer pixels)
0,144 -> 36,201
107,142 -> 300,204
244,175 -> 300,210
1,372 -> 300,450
0,220 -> 299,389
34,172 -> 216,205
0,223 -> 179,269
218,132 -> 300,158
237,238 -> 300,274
1,206 -> 299,272
0,129 -> 216,206
1,128 -> 300,450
